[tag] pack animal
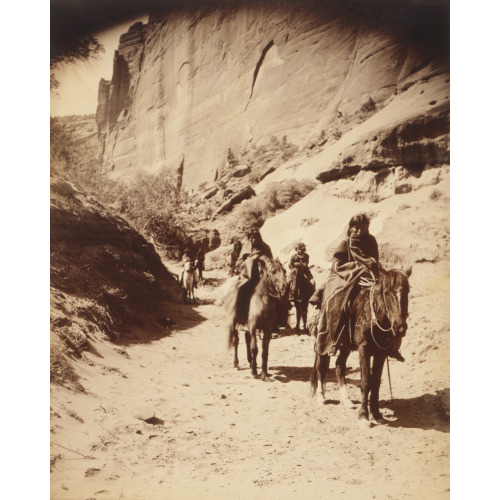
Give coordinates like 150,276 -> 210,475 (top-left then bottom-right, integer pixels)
225,256 -> 289,381
310,266 -> 411,426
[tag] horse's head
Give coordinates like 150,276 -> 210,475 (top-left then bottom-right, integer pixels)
376,266 -> 412,337
258,256 -> 288,300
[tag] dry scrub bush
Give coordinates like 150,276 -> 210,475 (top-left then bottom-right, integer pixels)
429,189 -> 442,200
241,136 -> 299,183
379,244 -> 410,268
361,96 -> 377,114
50,120 -> 191,257
234,178 -> 316,229
50,345 -> 80,387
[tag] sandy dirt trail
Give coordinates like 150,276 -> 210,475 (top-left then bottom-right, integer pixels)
50,264 -> 449,500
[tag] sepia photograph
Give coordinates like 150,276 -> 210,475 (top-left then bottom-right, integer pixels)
47,0 -> 452,498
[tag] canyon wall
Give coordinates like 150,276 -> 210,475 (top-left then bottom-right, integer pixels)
97,1 -> 449,187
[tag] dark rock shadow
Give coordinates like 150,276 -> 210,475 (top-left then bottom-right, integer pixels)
85,341 -> 104,359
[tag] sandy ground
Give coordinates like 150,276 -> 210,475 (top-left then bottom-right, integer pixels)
50,261 -> 449,500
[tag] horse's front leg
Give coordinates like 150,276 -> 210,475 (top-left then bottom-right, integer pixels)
245,331 -> 252,366
312,353 -> 330,405
358,344 -> 372,425
302,303 -> 308,333
248,329 -> 259,378
259,330 -> 272,381
232,327 -> 239,369
335,347 -> 354,408
370,354 -> 387,424
294,302 -> 301,333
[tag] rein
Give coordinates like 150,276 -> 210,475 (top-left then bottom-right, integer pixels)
367,276 -> 395,399
368,280 -> 394,351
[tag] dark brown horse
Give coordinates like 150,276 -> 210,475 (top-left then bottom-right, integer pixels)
224,256 -> 289,381
310,266 -> 411,426
292,267 -> 315,333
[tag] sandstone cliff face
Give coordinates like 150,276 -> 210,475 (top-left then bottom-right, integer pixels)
96,2 -> 449,187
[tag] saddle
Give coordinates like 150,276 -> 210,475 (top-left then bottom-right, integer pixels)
316,280 -> 361,356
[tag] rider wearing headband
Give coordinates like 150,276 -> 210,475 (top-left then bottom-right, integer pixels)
289,242 -> 314,301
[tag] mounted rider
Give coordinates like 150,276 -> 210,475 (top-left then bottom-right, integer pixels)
313,214 -> 404,362
195,248 -> 205,281
178,248 -> 197,288
234,229 -> 273,318
228,240 -> 242,276
288,242 -> 315,301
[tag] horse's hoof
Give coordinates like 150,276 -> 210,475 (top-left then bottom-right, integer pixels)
340,397 -> 355,409
316,395 -> 326,406
358,418 -> 372,428
260,373 -> 272,382
373,417 -> 388,425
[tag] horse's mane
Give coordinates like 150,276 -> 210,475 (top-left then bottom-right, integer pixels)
255,255 -> 286,297
380,268 -> 410,292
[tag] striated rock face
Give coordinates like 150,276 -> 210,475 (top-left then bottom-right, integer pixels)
97,22 -> 146,166
97,1 -> 449,186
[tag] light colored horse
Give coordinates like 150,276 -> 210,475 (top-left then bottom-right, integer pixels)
182,261 -> 196,304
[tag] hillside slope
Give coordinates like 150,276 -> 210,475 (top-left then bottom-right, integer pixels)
50,177 -> 179,389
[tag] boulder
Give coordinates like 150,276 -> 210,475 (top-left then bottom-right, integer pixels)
230,165 -> 251,178
201,186 -> 218,200
211,186 -> 256,220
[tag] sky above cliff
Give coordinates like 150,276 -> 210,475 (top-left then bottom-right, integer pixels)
50,17 -> 147,116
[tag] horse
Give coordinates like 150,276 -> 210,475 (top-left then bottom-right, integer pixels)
292,267 -> 315,333
224,256 -> 289,381
194,259 -> 204,287
182,261 -> 196,304
310,266 -> 412,426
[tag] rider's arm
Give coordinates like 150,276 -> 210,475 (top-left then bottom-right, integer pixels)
331,239 -> 357,279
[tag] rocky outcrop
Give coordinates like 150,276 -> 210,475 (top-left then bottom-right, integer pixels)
316,106 -> 450,183
96,1 -> 449,186
211,185 -> 256,220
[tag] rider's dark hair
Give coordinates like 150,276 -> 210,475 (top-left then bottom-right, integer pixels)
348,213 -> 370,229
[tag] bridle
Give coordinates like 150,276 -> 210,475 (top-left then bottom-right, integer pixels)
368,283 -> 395,350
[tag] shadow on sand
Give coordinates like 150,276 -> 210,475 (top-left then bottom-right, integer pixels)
379,391 -> 450,432
270,365 -> 360,384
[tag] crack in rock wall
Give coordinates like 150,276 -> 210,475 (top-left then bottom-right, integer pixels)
97,2 -> 449,187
